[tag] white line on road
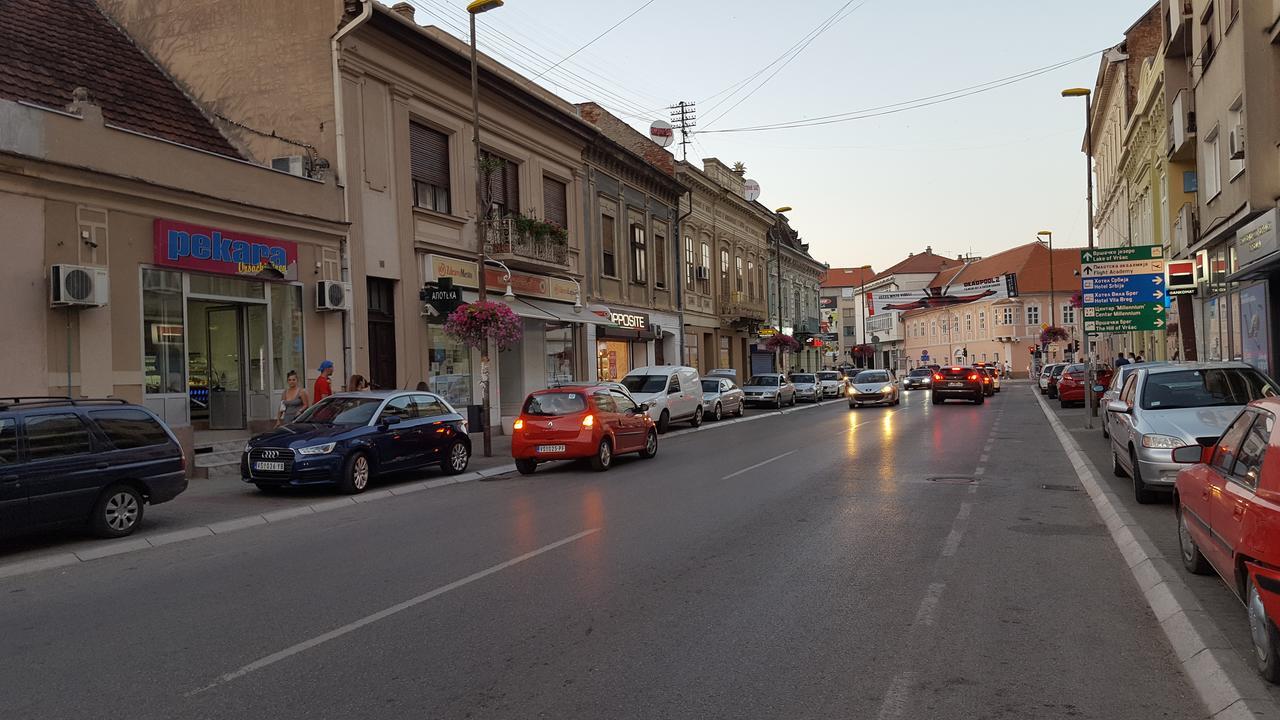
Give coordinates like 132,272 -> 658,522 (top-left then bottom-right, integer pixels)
721,450 -> 798,480
912,582 -> 946,627
978,453 -> 989,463
973,466 -> 985,476
875,670 -> 917,720
191,527 -> 601,694
940,502 -> 972,557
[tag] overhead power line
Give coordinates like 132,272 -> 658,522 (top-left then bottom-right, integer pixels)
532,0 -> 659,80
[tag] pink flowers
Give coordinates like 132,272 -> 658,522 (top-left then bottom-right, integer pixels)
1039,325 -> 1071,345
444,301 -> 523,350
765,334 -> 802,353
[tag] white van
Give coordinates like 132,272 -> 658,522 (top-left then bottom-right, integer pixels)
621,366 -> 703,433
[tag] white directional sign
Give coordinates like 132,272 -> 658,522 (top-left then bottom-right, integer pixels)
1080,259 -> 1165,277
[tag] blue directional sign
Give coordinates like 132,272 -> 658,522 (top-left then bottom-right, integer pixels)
1080,273 -> 1166,306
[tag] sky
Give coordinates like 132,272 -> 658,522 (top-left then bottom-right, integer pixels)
399,0 -> 1157,272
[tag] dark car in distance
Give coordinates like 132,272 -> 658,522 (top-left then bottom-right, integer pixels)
903,367 -> 934,391
930,367 -> 985,405
242,391 -> 471,494
0,397 -> 187,539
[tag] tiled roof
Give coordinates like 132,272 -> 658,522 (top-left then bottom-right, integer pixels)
928,241 -> 1081,293
820,266 -> 877,288
0,0 -> 241,159
874,251 -> 962,280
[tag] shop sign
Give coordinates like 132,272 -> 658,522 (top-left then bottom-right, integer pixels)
1165,260 -> 1196,296
1235,208 -> 1278,271
419,278 -> 462,316
758,327 -> 777,337
819,296 -> 835,309
422,254 -> 578,303
153,219 -> 297,281
610,311 -> 650,331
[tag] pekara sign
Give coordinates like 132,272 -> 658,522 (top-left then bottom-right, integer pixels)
154,219 -> 298,281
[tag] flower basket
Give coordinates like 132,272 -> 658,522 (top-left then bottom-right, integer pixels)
1070,290 -> 1083,309
511,212 -> 568,244
1039,325 -> 1071,345
850,344 -> 875,358
764,334 -> 801,353
444,301 -> 523,351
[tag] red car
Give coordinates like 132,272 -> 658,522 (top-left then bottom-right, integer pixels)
1057,363 -> 1114,408
511,385 -> 658,475
1173,399 -> 1280,681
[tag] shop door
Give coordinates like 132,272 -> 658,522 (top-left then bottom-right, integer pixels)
206,306 -> 245,429
367,278 -> 397,390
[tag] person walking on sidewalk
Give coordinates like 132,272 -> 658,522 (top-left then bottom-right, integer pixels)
1115,353 -> 1130,368
313,360 -> 335,403
276,370 -> 309,427
347,374 -> 370,392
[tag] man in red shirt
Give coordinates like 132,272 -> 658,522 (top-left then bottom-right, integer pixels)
313,360 -> 335,403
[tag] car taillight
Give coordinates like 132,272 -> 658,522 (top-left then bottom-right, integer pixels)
933,374 -> 943,382
513,418 -> 524,431
582,414 -> 594,428
968,373 -> 979,381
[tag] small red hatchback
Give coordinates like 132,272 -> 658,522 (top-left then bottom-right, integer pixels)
1173,398 -> 1280,681
1057,363 -> 1113,408
511,385 -> 658,475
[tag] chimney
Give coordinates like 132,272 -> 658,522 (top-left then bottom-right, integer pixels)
390,2 -> 416,21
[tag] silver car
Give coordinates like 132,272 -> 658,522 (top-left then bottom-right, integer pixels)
817,370 -> 845,398
701,377 -> 745,421
847,369 -> 900,407
1098,362 -> 1170,439
1107,362 -> 1279,504
789,373 -> 822,403
742,373 -> 796,409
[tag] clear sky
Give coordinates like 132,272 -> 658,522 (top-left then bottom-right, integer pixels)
401,0 -> 1157,271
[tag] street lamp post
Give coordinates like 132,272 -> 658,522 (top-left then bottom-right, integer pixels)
1063,87 -> 1096,427
468,0 -> 503,457
773,206 -> 791,374
1037,229 -> 1056,335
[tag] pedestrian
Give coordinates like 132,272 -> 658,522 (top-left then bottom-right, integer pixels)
1004,360 -> 1012,378
1129,352 -> 1139,364
276,369 -> 308,426
415,381 -> 430,391
313,360 -> 335,403
347,373 -> 369,392
1134,354 -> 1144,363
1114,353 -> 1130,367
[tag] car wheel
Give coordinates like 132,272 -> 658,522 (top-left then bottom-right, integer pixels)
975,394 -> 985,405
589,438 -> 613,472
1177,504 -> 1212,575
1060,399 -> 1069,409
657,410 -> 670,434
775,397 -> 783,410
1248,575 -> 1280,683
90,484 -> 144,538
441,440 -> 470,475
1112,450 -> 1127,478
848,401 -> 857,409
712,403 -> 723,422
736,401 -> 746,417
690,405 -> 704,428
254,483 -> 286,494
339,451 -> 371,494
1131,449 -> 1156,504
515,459 -> 537,475
638,429 -> 658,459
932,394 -> 943,405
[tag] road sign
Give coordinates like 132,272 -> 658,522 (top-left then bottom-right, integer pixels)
1081,273 -> 1165,305
1081,259 -> 1166,277
1079,245 -> 1164,263
1078,244 -> 1167,335
1082,302 -> 1166,332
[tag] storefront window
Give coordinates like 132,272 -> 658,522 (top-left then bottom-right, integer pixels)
719,336 -> 731,369
597,339 -> 631,382
545,322 -> 576,386
270,284 -> 305,389
247,305 -> 268,393
1205,297 -> 1222,361
142,269 -> 185,394
685,333 -> 699,369
426,321 -> 472,407
188,273 -> 265,299
1230,290 -> 1243,362
1239,284 -> 1270,376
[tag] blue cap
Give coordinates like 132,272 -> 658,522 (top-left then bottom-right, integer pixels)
319,360 -> 334,371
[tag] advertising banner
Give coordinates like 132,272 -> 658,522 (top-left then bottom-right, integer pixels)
153,219 -> 298,281
869,274 -> 1017,313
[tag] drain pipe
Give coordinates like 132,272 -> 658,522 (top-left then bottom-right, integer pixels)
674,187 -> 693,365
331,0 -> 372,379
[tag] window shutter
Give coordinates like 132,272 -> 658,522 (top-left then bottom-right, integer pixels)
502,161 -> 520,212
543,177 -> 568,227
409,123 -> 450,187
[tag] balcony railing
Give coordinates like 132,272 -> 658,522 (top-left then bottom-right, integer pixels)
482,218 -> 569,270
720,291 -> 767,323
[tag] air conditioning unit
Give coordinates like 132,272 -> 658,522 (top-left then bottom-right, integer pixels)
316,280 -> 351,311
271,155 -> 308,177
1229,125 -> 1245,159
50,264 -> 108,307
695,266 -> 711,281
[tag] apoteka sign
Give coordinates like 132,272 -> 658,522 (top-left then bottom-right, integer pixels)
153,219 -> 298,281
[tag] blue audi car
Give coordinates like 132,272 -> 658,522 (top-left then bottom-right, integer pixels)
241,391 -> 471,494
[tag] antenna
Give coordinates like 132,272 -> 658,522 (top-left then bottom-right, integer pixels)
669,101 -> 697,162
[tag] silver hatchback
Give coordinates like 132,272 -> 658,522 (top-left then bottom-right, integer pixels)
1107,362 -> 1279,504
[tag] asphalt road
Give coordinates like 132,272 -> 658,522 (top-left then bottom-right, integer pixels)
1,386 -> 1203,719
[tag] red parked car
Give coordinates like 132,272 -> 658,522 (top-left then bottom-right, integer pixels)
1057,363 -> 1114,408
511,385 -> 658,475
1173,399 -> 1280,681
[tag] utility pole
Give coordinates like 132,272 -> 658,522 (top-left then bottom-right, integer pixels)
669,101 -> 696,162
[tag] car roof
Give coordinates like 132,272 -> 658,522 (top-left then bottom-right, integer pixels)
0,396 -> 135,412
1138,361 -> 1253,375
530,385 -> 609,394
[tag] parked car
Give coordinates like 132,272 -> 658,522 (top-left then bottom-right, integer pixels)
1057,363 -> 1113,408
621,366 -> 703,433
1039,363 -> 1065,394
1108,362 -> 1279,503
706,368 -> 739,383
817,370 -> 845,398
902,367 -> 934,391
974,363 -> 1001,393
975,367 -> 996,397
511,385 -> 657,474
1100,362 -> 1170,438
790,373 -> 822,403
0,397 -> 187,539
1172,399 -> 1280,681
701,377 -> 745,421
847,369 -> 899,408
931,366 -> 985,405
242,391 -> 471,494
742,373 -> 796,408
1045,363 -> 1068,399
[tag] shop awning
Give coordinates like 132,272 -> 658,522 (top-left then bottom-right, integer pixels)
459,292 -> 612,326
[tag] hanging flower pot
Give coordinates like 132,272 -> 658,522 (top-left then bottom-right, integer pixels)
444,300 -> 523,351
764,333 -> 802,353
1070,290 -> 1083,309
851,344 -> 875,358
1039,325 -> 1071,345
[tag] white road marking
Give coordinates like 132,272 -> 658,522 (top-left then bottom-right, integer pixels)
721,450 -> 798,480
979,453 -> 989,463
191,528 -> 601,694
973,466 -> 985,475
913,582 -> 946,627
941,502 -> 972,557
876,670 -> 917,720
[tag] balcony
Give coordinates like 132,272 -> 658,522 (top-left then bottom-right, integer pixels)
720,291 -> 766,325
1168,0 -> 1191,54
1168,89 -> 1196,160
482,218 -> 569,273
1172,203 -> 1197,256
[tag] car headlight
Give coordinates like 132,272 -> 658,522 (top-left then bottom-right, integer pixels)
1141,434 -> 1184,449
243,441 -> 253,454
881,385 -> 893,393
298,442 -> 337,455
849,386 -> 859,394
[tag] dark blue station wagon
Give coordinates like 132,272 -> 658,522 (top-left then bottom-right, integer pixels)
242,391 -> 472,494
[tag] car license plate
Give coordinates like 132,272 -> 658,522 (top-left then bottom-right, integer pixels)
947,382 -> 964,388
537,445 -> 566,453
254,461 -> 285,472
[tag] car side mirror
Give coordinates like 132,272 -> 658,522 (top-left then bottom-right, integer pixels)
1105,401 -> 1130,414
380,415 -> 402,427
1171,445 -> 1203,464
1092,385 -> 1107,393
639,402 -> 651,412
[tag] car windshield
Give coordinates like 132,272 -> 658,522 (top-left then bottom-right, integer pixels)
1063,364 -> 1085,374
1139,368 -> 1279,410
791,374 -> 816,383
817,372 -> 840,381
1050,365 -> 1066,376
701,379 -> 723,393
295,396 -> 381,425
855,371 -> 891,383
909,369 -> 932,377
747,376 -> 779,387
523,392 -> 588,416
621,375 -> 668,394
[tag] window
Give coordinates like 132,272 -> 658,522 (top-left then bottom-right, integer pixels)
592,392 -> 618,414
735,256 -> 744,294
1026,305 -> 1041,326
601,213 -> 617,278
685,240 -> 694,290
1001,306 -> 1017,325
0,417 -> 15,464
380,396 -> 414,422
978,312 -> 986,331
410,122 -> 451,213
748,260 -> 756,298
1062,305 -> 1075,325
542,176 -> 567,227
1203,128 -> 1221,200
843,326 -> 856,337
89,409 -> 172,450
1200,2 -> 1218,70
719,248 -> 730,297
654,232 -> 666,288
411,395 -> 449,418
931,321 -> 937,337
610,390 -> 638,414
630,224 -> 647,284
142,268 -> 185,395
1211,410 -> 1255,475
964,313 -> 973,332
545,322 -> 576,385
1228,98 -> 1245,180
24,413 -> 93,461
479,150 -> 518,217
699,241 -> 711,294
271,283 -> 305,391
1233,413 -> 1274,488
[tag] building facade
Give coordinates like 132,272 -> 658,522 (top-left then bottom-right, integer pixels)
860,250 -> 961,372
819,266 -> 877,368
766,213 -> 827,373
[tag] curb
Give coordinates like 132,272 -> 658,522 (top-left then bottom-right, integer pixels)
1033,389 -> 1280,719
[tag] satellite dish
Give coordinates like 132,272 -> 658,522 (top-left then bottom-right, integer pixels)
743,179 -> 761,202
649,120 -> 674,148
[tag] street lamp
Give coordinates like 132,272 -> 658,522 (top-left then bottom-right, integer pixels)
772,206 -> 792,374
469,0 -> 504,457
1037,230 -> 1055,329
1063,86 -> 1097,427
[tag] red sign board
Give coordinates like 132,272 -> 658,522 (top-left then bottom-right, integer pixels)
153,219 -> 298,281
